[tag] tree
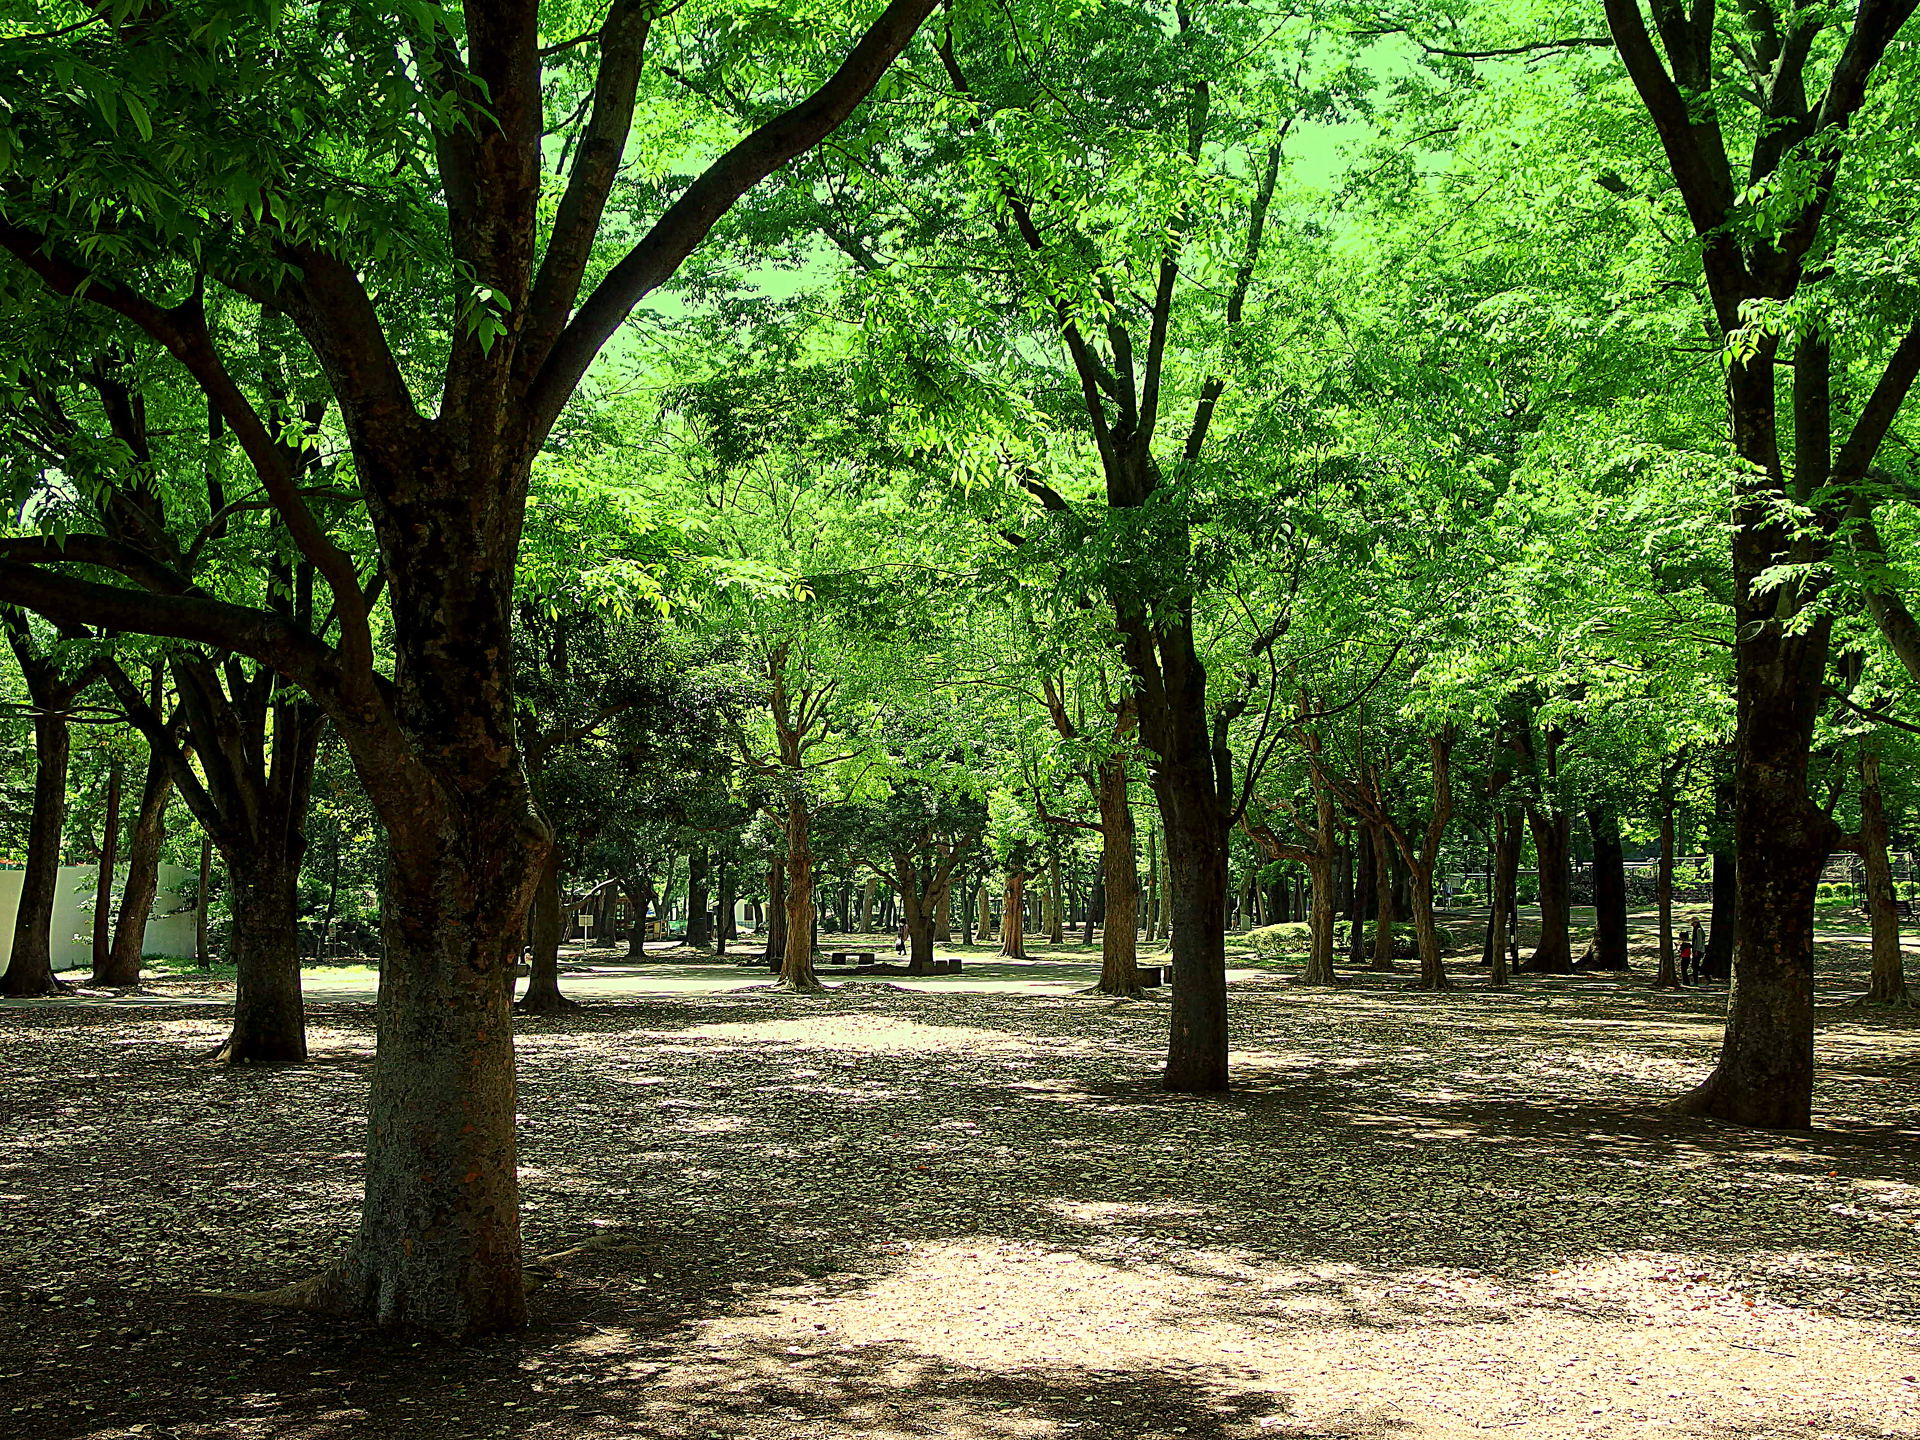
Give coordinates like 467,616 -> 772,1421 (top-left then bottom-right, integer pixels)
1595,0 -> 1920,1124
0,0 -> 938,1333
0,614 -> 100,996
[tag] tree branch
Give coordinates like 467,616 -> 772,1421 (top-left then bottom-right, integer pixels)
526,0 -> 938,443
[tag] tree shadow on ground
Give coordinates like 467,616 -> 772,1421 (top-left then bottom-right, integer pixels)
3,972 -> 1919,1439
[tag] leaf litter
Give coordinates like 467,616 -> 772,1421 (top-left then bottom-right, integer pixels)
0,940 -> 1917,1439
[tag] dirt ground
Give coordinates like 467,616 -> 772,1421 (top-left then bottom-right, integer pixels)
2,927 -> 1918,1440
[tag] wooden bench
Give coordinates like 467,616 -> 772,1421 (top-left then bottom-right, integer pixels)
1136,966 -> 1164,987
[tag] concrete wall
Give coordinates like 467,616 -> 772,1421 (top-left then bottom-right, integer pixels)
0,862 -> 199,972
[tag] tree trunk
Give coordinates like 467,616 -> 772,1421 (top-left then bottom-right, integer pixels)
1143,825 -> 1159,941
218,849 -> 309,1062
1584,807 -> 1630,970
633,875 -> 656,963
90,758 -> 123,983
763,860 -> 787,967
104,751 -> 172,985
780,801 -> 821,991
1703,846 -> 1736,981
1651,768 -> 1681,990
1857,749 -> 1911,1006
4,709 -> 73,997
195,832 -> 212,970
1160,769 -> 1230,1091
1520,808 -> 1574,973
1486,808 -> 1519,987
517,850 -> 576,1013
975,881 -> 993,942
1369,823 -> 1396,971
684,846 -> 711,948
715,856 -> 735,954
1095,757 -> 1141,995
1675,612 -> 1830,1128
900,869 -> 938,975
933,882 -> 952,943
999,870 -> 1027,958
1408,862 -> 1448,991
1349,821 -> 1374,968
303,796 -> 536,1334
1301,785 -> 1338,987
1046,846 -> 1064,943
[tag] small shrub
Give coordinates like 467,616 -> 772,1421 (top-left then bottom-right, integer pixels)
1247,922 -> 1314,957
1252,920 -> 1457,960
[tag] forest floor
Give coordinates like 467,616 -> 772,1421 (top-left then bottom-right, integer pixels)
2,921 -> 1918,1440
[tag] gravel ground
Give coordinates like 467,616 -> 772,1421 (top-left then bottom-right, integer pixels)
1,938 -> 1917,1440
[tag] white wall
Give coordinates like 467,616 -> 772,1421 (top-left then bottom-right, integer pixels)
0,862 -> 199,972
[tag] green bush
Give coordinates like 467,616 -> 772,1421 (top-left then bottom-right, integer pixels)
1247,921 -> 1314,957
1249,920 -> 1455,961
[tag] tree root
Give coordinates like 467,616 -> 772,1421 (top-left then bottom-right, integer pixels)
192,1269 -> 334,1312
515,991 -> 582,1015
1852,990 -> 1919,1010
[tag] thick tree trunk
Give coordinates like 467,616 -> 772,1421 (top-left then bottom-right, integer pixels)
684,846 -> 711,948
104,750 -> 173,985
517,851 -> 576,1013
933,883 -> 952,943
218,849 -> 309,1062
1160,770 -> 1230,1091
900,876 -> 938,975
4,711 -> 72,997
90,758 -> 123,983
999,870 -> 1027,958
304,797 -> 537,1334
1857,750 -> 1910,1006
1584,807 -> 1630,970
1520,808 -> 1574,974
1408,863 -> 1449,991
1095,758 -> 1141,995
1369,823 -> 1396,971
1676,612 -> 1830,1128
976,881 -> 994,942
780,801 -> 821,991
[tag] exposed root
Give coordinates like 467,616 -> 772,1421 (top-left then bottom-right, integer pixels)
532,1235 -> 643,1268
515,991 -> 582,1015
1853,990 -> 1919,1010
200,1040 -> 308,1066
525,1234 -> 645,1292
192,1269 -> 334,1313
1077,984 -> 1161,1000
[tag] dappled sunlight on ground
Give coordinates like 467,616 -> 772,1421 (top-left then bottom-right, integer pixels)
1,936 -> 1917,1438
